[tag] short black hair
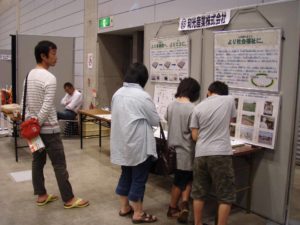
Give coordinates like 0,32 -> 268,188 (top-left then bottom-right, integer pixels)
208,81 -> 229,95
175,78 -> 200,102
124,63 -> 149,88
64,82 -> 73,89
34,40 -> 57,63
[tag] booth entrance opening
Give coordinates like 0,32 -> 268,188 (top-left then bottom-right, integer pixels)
97,29 -> 144,108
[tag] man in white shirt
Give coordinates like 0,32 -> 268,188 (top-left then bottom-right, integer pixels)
57,82 -> 82,120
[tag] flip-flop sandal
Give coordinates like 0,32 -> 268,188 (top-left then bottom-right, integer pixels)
132,212 -> 157,224
36,194 -> 58,206
64,198 -> 89,209
119,206 -> 134,217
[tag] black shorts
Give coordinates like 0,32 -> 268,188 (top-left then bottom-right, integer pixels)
173,169 -> 193,191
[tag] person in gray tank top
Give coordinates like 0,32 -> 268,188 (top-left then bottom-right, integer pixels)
164,78 -> 200,223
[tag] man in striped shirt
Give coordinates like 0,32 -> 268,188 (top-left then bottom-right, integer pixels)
22,40 -> 89,209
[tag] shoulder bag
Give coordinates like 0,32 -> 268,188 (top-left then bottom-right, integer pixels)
20,74 -> 40,139
151,122 -> 177,176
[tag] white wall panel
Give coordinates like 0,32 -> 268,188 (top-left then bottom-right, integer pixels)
0,7 -> 16,27
46,24 -> 84,37
98,0 -> 112,4
74,74 -> 83,90
99,6 -> 155,33
52,0 -> 84,21
0,38 -> 11,49
97,0 -> 294,33
154,0 -> 257,22
75,37 -> 84,51
0,23 -> 16,36
21,1 -> 55,26
23,11 -> 83,35
98,0 -> 155,18
75,49 -> 84,63
74,63 -> 83,76
20,0 -> 36,17
18,0 -> 84,85
20,0 -> 83,34
20,0 -> 34,7
155,0 -> 175,3
0,6 -> 16,49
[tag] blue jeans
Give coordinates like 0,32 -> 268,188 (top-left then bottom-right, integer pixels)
116,157 -> 153,202
57,109 -> 77,120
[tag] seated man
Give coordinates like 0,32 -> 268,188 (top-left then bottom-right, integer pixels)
57,82 -> 83,120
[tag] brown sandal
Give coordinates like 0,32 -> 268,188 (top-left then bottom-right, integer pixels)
132,212 -> 157,224
119,206 -> 134,217
167,206 -> 180,218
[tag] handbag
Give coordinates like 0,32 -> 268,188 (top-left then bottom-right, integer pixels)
20,74 -> 41,139
151,122 -> 177,176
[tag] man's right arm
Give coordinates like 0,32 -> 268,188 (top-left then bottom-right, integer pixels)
191,128 -> 199,141
190,110 -> 200,142
61,94 -> 68,106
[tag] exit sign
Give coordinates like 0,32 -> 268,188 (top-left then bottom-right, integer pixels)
98,16 -> 113,29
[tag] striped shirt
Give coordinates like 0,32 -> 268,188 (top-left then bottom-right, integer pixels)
21,68 -> 60,134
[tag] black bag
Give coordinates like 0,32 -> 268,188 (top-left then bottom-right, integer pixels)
151,122 -> 176,176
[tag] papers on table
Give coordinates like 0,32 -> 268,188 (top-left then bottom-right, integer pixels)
0,129 -> 10,137
231,138 -> 246,147
95,114 -> 112,120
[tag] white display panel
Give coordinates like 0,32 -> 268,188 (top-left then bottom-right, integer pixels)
153,84 -> 177,120
230,90 -> 280,149
150,36 -> 190,83
215,28 -> 282,92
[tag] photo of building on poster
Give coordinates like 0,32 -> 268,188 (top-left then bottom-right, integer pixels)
230,90 -> 280,149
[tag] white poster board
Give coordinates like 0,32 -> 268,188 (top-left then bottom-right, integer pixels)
153,84 -> 177,120
150,36 -> 189,83
214,28 -> 282,92
230,90 -> 280,149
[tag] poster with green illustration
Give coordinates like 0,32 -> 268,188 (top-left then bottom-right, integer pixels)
214,28 -> 281,92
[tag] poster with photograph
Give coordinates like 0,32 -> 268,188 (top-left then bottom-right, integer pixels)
150,36 -> 190,83
230,90 -> 280,149
214,28 -> 282,92
153,84 -> 177,120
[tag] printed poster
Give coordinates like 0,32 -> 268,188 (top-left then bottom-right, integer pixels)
229,90 -> 280,149
214,28 -> 282,92
150,36 -> 189,83
153,84 -> 177,120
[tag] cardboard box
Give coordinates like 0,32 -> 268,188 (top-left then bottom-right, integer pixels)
82,122 -> 110,137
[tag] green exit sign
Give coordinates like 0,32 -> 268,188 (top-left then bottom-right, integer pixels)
98,16 -> 113,29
